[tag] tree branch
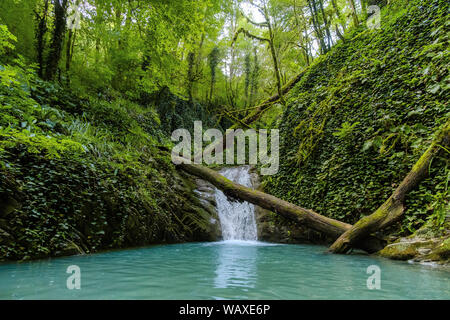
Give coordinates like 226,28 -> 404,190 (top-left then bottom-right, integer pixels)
240,11 -> 269,27
329,118 -> 450,254
232,27 -> 270,45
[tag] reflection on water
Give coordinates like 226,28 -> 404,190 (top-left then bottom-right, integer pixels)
213,166 -> 260,291
0,242 -> 449,299
214,241 -> 258,289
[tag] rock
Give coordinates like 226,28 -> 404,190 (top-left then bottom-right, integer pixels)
178,173 -> 222,241
167,171 -> 222,242
417,248 -> 432,255
378,217 -> 450,265
379,242 -> 424,260
379,236 -> 449,264
194,190 -> 217,207
54,241 -> 84,257
249,166 -> 260,189
254,205 -> 328,244
430,238 -> 450,260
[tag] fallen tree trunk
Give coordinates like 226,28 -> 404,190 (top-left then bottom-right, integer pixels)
329,119 -> 450,254
175,157 -> 385,253
175,68 -> 449,255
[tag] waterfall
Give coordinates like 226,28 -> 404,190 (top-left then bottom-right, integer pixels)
215,166 -> 258,241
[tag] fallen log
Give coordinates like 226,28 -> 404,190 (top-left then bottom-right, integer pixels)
329,118 -> 450,254
175,157 -> 385,253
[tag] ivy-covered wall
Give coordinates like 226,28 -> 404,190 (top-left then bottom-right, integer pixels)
263,0 -> 449,235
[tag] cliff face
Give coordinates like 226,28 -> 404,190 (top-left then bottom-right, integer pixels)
260,0 -> 449,259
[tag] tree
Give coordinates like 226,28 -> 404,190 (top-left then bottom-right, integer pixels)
348,0 -> 360,26
208,46 -> 221,104
65,0 -> 80,73
34,0 -> 49,78
45,0 -> 68,80
244,52 -> 251,107
186,51 -> 196,102
292,0 -> 312,66
307,0 -> 329,54
249,47 -> 260,107
329,119 -> 450,254
233,0 -> 285,105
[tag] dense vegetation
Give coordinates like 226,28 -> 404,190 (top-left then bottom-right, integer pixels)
0,71 -> 225,260
0,0 -> 448,261
263,0 -> 449,238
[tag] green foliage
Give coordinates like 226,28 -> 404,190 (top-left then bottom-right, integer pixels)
264,0 -> 450,235
333,122 -> 360,140
0,47 -> 217,261
149,86 -> 228,136
0,24 -> 16,56
1,0 -> 449,260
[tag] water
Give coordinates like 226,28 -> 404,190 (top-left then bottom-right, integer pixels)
0,242 -> 449,299
215,166 -> 257,241
0,166 -> 449,299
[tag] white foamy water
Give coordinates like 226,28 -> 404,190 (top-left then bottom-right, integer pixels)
215,166 -> 258,241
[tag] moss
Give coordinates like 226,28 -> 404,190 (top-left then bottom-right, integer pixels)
0,73 -> 222,261
432,238 -> 450,260
262,0 -> 449,237
379,233 -> 450,263
379,241 -> 430,260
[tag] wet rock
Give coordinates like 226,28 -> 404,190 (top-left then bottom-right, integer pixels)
175,171 -> 221,241
378,220 -> 450,265
254,205 -> 327,244
191,178 -> 221,240
54,241 -> 85,257
429,238 -> 450,261
193,178 -> 217,207
379,240 -> 435,260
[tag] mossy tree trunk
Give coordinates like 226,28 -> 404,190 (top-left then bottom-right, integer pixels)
348,0 -> 360,26
329,119 -> 450,254
175,157 -> 385,253
45,0 -> 68,81
178,119 -> 449,255
34,0 -> 50,78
